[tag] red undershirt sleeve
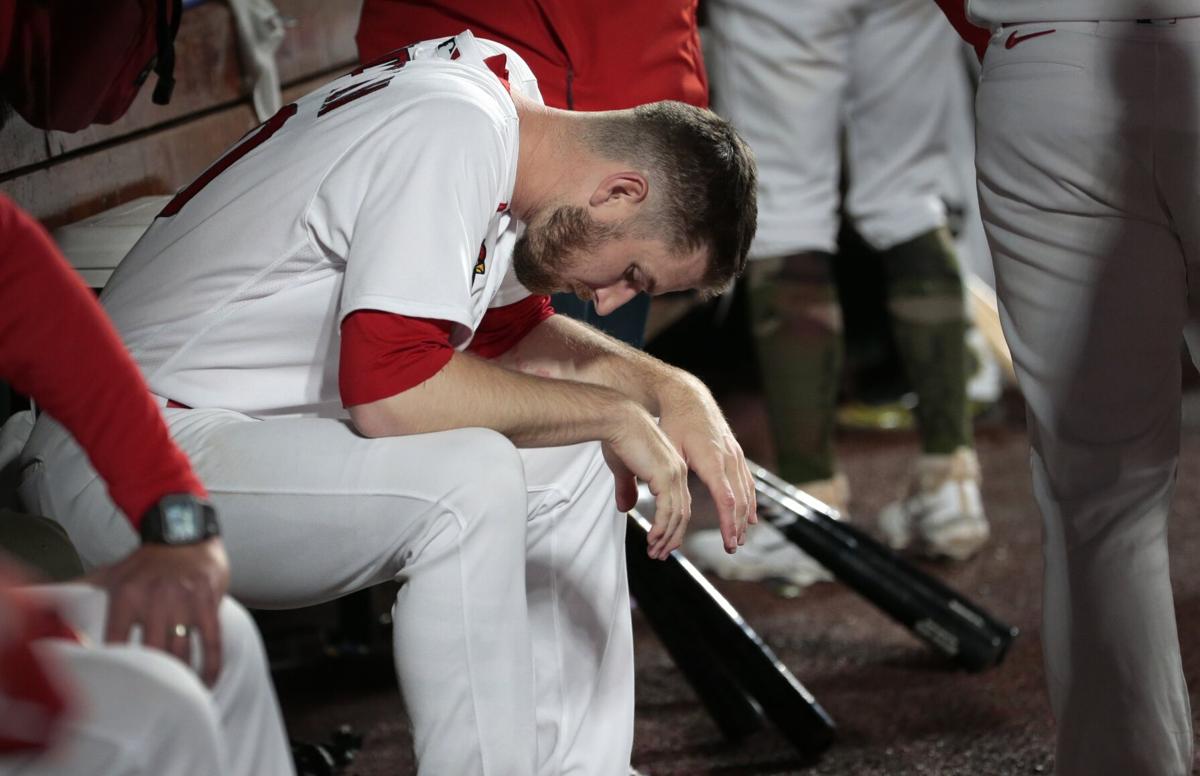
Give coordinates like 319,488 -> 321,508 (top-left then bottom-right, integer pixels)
468,295 -> 554,360
339,295 -> 554,407
339,311 -> 456,407
0,195 -> 205,529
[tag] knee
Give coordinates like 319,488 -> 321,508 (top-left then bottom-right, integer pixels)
749,253 -> 843,337
212,597 -> 271,692
439,428 -> 527,519
94,646 -> 223,772
881,228 -> 967,323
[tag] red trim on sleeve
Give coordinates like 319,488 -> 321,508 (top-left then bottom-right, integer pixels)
339,311 -> 456,407
933,0 -> 991,61
468,295 -> 554,360
0,195 -> 205,528
483,53 -> 511,92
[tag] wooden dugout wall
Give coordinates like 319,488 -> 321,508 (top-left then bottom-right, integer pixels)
0,0 -> 364,230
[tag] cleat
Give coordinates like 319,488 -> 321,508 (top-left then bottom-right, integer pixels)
877,447 -> 990,561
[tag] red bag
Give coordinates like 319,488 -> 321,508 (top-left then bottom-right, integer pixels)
0,0 -> 182,132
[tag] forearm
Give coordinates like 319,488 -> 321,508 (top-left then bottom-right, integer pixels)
492,313 -> 708,416
349,348 -> 644,446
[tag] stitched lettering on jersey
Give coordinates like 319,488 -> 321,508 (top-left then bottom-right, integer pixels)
350,46 -> 414,77
320,49 -> 412,117
160,102 -> 299,217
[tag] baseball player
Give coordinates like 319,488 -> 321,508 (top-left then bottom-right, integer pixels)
18,31 -> 758,776
356,0 -> 709,349
936,2 -> 1200,774
685,0 -> 989,586
0,194 -> 292,775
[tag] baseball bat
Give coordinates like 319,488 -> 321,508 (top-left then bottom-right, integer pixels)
965,272 -> 1017,386
748,463 -> 1017,672
627,510 -> 836,758
625,542 -> 765,743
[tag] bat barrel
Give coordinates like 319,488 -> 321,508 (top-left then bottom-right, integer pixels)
628,511 -> 836,758
626,531 -> 766,742
749,464 -> 1018,671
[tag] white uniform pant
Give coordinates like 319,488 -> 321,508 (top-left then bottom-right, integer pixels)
0,585 -> 292,776
976,19 -> 1200,776
18,410 -> 634,776
705,0 -> 960,257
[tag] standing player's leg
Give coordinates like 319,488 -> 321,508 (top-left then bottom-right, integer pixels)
843,0 -> 986,559
977,22 -> 1194,775
689,0 -> 854,585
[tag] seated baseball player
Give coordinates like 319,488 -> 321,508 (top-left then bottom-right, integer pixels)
17,31 -> 758,776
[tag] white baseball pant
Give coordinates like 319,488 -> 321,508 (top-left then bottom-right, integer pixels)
18,410 -> 634,776
705,0 -> 960,258
0,584 -> 293,776
976,18 -> 1200,776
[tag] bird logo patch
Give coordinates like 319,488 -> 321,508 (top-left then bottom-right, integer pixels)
473,242 -> 487,284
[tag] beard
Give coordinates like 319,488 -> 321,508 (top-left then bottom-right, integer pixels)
512,205 -> 619,295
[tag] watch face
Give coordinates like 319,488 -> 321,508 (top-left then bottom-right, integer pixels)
162,501 -> 201,543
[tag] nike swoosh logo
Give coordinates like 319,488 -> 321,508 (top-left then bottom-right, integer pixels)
1006,29 -> 1056,49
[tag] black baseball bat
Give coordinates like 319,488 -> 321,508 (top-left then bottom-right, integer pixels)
626,540 -> 765,743
627,510 -> 836,758
748,462 -> 1017,671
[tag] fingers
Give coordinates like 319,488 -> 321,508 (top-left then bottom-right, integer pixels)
102,577 -> 137,646
692,452 -> 742,554
603,445 -> 640,513
192,588 -> 223,687
96,545 -> 227,685
730,442 -> 757,530
647,456 -> 689,560
140,584 -> 176,659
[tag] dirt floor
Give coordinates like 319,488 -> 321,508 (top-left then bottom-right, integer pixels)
274,383 -> 1200,774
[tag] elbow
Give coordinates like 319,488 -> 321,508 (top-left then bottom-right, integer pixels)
349,401 -> 410,438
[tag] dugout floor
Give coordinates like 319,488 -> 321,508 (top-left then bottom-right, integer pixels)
274,383 -> 1200,775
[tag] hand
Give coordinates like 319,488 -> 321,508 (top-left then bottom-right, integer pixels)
603,401 -> 691,559
656,373 -> 756,554
85,538 -> 230,686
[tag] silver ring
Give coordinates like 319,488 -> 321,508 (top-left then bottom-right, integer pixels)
173,623 -> 189,639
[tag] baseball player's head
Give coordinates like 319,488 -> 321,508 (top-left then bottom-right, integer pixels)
512,101 -> 757,314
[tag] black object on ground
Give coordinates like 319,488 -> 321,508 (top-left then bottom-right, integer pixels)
626,510 -> 836,759
751,462 -> 1018,671
291,724 -> 364,776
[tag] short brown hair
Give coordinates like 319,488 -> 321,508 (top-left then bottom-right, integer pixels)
585,101 -> 757,295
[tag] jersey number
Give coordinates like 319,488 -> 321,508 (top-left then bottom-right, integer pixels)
158,47 -> 417,219
158,102 -> 299,218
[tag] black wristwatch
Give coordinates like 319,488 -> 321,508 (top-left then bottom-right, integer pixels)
139,494 -> 221,545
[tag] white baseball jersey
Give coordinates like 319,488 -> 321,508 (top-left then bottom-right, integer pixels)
968,0 -> 1198,25
100,31 -> 542,418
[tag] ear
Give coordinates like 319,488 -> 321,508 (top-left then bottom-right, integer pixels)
588,171 -> 648,208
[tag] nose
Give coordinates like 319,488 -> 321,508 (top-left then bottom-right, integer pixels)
592,285 -> 638,316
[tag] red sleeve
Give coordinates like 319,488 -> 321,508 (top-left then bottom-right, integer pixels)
933,0 -> 991,61
468,295 -> 554,359
339,296 -> 554,406
0,195 -> 205,529
339,311 -> 456,407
